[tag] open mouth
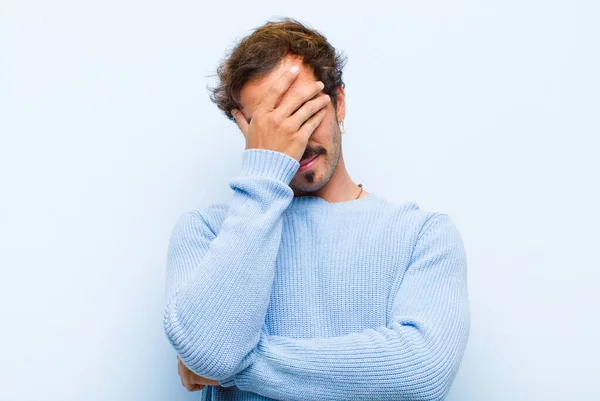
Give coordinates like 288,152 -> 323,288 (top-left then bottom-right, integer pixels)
300,154 -> 319,166
298,154 -> 320,171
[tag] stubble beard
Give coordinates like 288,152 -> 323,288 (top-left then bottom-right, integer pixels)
289,122 -> 342,193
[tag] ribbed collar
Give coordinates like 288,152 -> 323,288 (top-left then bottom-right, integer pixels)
286,192 -> 381,212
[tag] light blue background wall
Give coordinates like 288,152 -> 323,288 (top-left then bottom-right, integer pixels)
1,1 -> 598,400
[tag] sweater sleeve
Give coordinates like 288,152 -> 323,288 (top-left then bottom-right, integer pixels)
218,213 -> 471,401
163,148 -> 300,381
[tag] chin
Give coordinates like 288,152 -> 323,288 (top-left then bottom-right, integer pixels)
291,174 -> 330,193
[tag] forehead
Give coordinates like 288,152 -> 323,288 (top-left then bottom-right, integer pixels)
239,55 -> 317,116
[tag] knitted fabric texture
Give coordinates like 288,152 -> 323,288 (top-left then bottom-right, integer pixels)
163,148 -> 470,401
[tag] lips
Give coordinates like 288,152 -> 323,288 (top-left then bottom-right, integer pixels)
300,154 -> 319,166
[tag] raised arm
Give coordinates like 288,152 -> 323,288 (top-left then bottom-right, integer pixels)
164,63 -> 332,382
218,213 -> 471,401
163,148 -> 299,381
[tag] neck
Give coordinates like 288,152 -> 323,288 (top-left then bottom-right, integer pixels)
292,152 -> 367,203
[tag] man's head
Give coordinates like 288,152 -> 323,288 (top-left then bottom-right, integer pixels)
209,18 -> 349,194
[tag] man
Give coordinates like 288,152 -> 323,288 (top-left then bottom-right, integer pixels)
164,17 -> 470,401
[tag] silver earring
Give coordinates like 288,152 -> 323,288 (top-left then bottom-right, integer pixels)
339,120 -> 346,135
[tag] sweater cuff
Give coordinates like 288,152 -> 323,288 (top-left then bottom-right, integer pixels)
218,375 -> 237,387
217,331 -> 270,388
221,334 -> 271,391
239,148 -> 300,184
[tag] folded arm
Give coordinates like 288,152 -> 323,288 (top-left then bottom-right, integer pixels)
219,213 -> 471,401
163,149 -> 299,381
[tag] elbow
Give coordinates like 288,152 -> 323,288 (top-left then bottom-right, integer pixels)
430,369 -> 462,401
410,307 -> 470,400
426,372 -> 458,401
405,335 -> 468,401
397,357 -> 459,401
163,296 -> 244,379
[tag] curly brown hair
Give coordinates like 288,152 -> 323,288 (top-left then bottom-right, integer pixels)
208,17 -> 347,122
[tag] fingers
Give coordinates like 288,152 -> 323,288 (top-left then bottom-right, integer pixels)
286,93 -> 330,133
183,380 -> 205,391
190,384 -> 206,391
296,107 -> 327,140
274,80 -> 325,122
178,357 -> 195,391
260,65 -> 301,110
177,355 -> 211,392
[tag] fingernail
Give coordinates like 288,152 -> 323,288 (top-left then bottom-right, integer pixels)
290,65 -> 299,74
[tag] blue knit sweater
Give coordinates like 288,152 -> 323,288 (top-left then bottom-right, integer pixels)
163,148 -> 470,401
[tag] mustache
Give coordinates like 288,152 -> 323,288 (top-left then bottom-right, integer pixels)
301,146 -> 326,162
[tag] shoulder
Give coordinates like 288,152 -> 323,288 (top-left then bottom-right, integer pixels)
373,197 -> 446,233
372,199 -> 467,279
170,202 -> 230,239
371,196 -> 463,250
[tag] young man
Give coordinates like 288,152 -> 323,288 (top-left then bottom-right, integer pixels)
164,18 -> 470,401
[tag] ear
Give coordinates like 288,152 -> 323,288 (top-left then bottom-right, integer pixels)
231,109 -> 249,139
334,85 -> 346,122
